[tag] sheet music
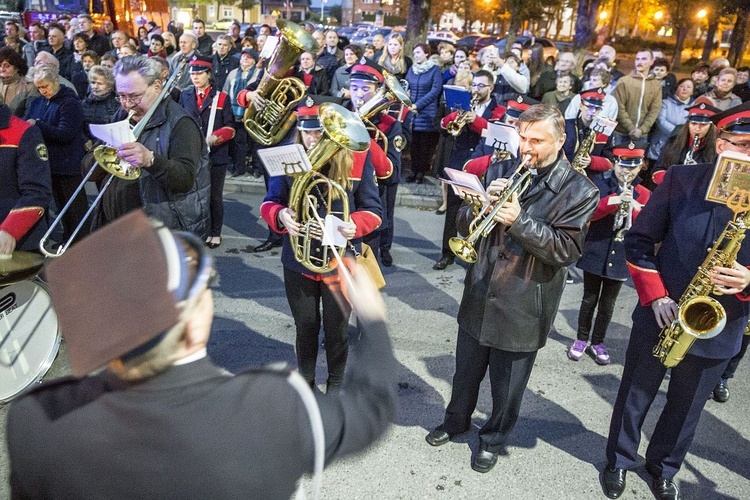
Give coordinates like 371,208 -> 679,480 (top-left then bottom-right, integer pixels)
443,169 -> 490,204
89,119 -> 135,148
259,35 -> 278,60
592,115 -> 617,137
257,144 -> 313,177
321,214 -> 350,248
485,122 -> 520,158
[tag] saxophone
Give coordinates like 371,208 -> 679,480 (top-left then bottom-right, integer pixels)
243,20 -> 319,146
446,93 -> 478,137
683,134 -> 700,165
653,188 -> 750,367
570,128 -> 596,175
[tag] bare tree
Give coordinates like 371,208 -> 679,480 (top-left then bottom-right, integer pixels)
727,2 -> 750,67
573,0 -> 602,50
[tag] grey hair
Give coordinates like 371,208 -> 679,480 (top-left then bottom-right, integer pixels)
518,104 -> 566,142
113,55 -> 161,85
88,65 -> 115,88
180,32 -> 197,46
217,34 -> 233,45
35,50 -> 59,69
33,65 -> 59,83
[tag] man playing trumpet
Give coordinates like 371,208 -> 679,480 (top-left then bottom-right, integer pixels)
425,104 -> 598,473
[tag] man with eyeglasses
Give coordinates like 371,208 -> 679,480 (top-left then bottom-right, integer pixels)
434,69 -> 504,271
6,209 -> 397,499
105,56 -> 210,237
603,100 -> 750,500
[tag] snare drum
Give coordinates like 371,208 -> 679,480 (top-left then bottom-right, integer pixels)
0,279 -> 61,403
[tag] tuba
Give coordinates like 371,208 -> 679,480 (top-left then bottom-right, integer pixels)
449,154 -> 533,263
287,103 -> 371,273
653,188 -> 750,367
356,69 -> 411,154
38,60 -> 188,257
243,20 -> 319,146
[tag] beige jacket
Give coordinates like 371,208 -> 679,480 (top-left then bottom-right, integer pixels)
613,71 -> 662,136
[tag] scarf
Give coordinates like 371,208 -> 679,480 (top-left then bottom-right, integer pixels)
411,59 -> 436,75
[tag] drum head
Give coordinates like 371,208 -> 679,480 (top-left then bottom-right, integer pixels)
0,280 -> 61,403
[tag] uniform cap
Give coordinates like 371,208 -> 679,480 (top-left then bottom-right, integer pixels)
686,102 -> 720,123
712,101 -> 750,135
188,54 -> 213,73
506,95 -> 539,119
348,57 -> 385,83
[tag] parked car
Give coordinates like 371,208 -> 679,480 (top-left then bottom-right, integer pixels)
427,30 -> 459,44
494,36 -> 559,61
212,18 -> 239,31
474,35 -> 500,52
456,34 -> 483,49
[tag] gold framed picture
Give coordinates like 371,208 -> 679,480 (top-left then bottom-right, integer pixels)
705,151 -> 750,205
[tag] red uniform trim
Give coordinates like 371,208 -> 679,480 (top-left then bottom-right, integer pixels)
237,89 -> 250,108
490,105 -> 506,121
652,170 -> 666,185
627,261 -> 669,306
591,194 -> 620,221
594,132 -> 609,144
351,210 -> 381,238
0,115 -> 31,146
369,138 -> 392,179
375,114 -> 396,133
212,126 -> 236,146
469,115 -> 488,134
463,155 -> 491,177
351,151 -> 367,181
589,155 -> 612,172
441,111 -> 459,129
260,201 -> 287,234
0,207 -> 44,241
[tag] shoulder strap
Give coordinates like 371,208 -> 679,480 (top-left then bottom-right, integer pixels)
287,370 -> 324,500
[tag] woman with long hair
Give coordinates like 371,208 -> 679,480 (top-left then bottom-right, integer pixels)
261,104 -> 382,391
527,42 -> 550,90
162,31 -> 177,57
378,33 -> 412,80
646,78 -> 694,163
442,46 -> 469,84
652,103 -> 720,184
405,43 -> 443,184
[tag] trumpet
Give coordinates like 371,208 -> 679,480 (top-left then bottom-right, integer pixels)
445,94 -> 478,137
449,154 -> 533,263
38,60 -> 187,257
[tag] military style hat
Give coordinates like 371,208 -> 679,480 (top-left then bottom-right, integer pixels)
712,101 -> 750,135
687,102 -> 721,123
188,54 -> 213,73
506,95 -> 539,119
580,87 -> 606,109
607,140 -> 648,167
296,96 -> 323,131
348,57 -> 385,84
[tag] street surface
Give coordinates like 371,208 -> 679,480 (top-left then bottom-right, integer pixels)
1,189 -> 748,499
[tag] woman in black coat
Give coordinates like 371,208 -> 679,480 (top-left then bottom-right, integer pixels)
81,65 -> 120,148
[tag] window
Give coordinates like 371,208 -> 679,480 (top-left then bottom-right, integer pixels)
222,6 -> 233,17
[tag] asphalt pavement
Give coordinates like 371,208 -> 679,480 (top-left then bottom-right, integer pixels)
1,185 -> 748,500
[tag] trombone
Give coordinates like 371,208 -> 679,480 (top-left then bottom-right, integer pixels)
39,62 -> 187,258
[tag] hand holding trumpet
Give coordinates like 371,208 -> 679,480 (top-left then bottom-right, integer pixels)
487,178 -> 521,227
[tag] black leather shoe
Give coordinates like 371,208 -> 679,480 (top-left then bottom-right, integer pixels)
433,256 -> 454,270
380,249 -> 393,267
713,378 -> 729,403
254,239 -> 282,252
415,172 -> 425,184
425,427 -> 452,447
471,449 -> 498,473
651,477 -> 679,500
405,172 -> 417,183
602,467 -> 627,499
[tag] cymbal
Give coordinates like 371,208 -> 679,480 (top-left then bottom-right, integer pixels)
0,251 -> 44,286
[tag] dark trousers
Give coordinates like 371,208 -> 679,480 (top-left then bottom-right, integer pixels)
606,326 -> 730,479
283,267 -> 351,386
722,333 -> 750,379
410,131 -> 439,175
576,271 -> 625,345
51,174 -> 90,243
209,162 -> 228,237
364,182 -> 398,251
442,328 -> 538,453
440,188 -> 463,258
229,119 -> 248,175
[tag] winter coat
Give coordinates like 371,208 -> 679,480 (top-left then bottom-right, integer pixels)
613,71 -> 662,136
405,64 -> 442,132
646,94 -> 692,160
81,90 -> 120,142
25,85 -> 85,176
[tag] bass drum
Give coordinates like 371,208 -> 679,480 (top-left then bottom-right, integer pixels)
0,279 -> 60,403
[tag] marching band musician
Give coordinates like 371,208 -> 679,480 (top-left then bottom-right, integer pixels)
110,56 -> 210,238
348,59 -> 404,267
563,88 -> 615,173
568,142 -> 651,365
434,69 -> 505,271
425,104 -> 598,473
260,102 -> 382,392
179,54 -> 236,249
0,102 -> 51,255
603,102 -> 750,500
461,94 -> 537,179
651,102 -> 720,185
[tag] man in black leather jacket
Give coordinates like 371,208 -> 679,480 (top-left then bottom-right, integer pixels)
426,104 -> 599,474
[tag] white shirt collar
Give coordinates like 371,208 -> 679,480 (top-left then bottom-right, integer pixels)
173,347 -> 208,366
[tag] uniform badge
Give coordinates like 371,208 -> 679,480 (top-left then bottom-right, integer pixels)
628,142 -> 635,150
305,95 -> 314,107
35,144 -> 49,161
360,56 -> 367,64
393,135 -> 405,152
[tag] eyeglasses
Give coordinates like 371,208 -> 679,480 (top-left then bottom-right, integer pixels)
471,83 -> 489,89
117,90 -> 147,105
720,136 -> 750,151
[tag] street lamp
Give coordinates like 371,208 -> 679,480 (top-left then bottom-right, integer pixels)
320,0 -> 326,23
697,9 -> 707,19
654,11 -> 663,21
599,11 -> 608,20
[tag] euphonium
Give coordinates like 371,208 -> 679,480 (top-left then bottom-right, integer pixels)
684,133 -> 700,165
287,103 -> 371,273
446,94 -> 478,137
243,20 -> 318,146
653,189 -> 750,367
449,154 -> 533,263
570,128 -> 596,175
356,69 -> 411,154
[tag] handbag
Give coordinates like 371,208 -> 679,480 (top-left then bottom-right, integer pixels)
351,242 -> 386,290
